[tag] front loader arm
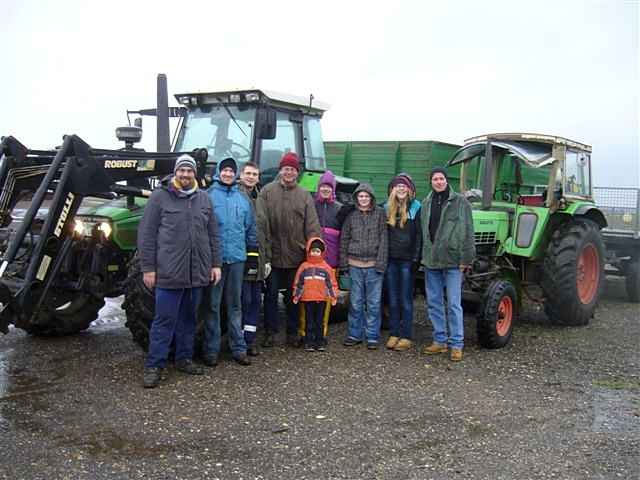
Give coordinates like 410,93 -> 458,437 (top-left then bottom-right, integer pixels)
0,134 -> 207,333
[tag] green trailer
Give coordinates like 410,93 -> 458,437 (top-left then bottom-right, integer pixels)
324,140 -> 549,201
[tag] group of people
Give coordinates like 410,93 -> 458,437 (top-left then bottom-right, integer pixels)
138,151 -> 475,388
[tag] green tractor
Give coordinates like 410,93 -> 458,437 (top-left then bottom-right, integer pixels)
449,133 -> 607,348
0,75 -> 357,349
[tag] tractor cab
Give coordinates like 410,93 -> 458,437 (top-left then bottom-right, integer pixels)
448,133 -> 606,260
172,89 -> 331,186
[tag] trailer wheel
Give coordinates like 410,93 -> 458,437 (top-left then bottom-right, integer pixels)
477,280 -> 516,349
625,260 -> 640,303
20,292 -> 104,336
123,253 -> 212,354
542,219 -> 605,325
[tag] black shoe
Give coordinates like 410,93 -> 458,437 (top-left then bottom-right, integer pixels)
175,360 -> 204,375
247,344 -> 260,357
143,367 -> 161,388
233,353 -> 251,366
262,333 -> 275,348
316,345 -> 327,352
202,356 -> 218,367
343,337 -> 362,347
367,342 -> 379,350
286,335 -> 302,348
304,344 -> 316,352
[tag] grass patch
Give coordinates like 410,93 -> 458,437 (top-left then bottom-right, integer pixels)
593,377 -> 640,390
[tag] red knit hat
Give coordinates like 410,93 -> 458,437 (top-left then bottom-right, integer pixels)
279,152 -> 300,171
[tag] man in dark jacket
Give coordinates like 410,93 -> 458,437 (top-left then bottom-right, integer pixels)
256,152 -> 322,347
420,167 -> 475,362
138,154 -> 222,388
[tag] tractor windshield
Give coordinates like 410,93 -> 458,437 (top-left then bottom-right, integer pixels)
174,105 -> 255,167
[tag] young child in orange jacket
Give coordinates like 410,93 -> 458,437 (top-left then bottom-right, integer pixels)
293,237 -> 339,351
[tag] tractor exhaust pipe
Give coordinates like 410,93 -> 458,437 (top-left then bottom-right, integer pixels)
157,74 -> 171,153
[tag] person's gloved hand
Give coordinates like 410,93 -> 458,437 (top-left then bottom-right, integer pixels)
264,262 -> 272,278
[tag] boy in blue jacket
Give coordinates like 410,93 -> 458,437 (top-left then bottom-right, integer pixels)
203,158 -> 257,366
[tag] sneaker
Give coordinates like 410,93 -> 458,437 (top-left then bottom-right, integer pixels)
202,356 -> 218,367
143,367 -> 161,388
422,343 -> 448,355
386,336 -> 400,349
343,337 -> 362,347
367,342 -> 379,350
286,335 -> 302,348
450,348 -> 463,362
316,345 -> 327,352
261,333 -> 275,348
393,338 -> 413,352
233,353 -> 251,366
304,344 -> 316,352
175,360 -> 204,375
247,344 -> 260,357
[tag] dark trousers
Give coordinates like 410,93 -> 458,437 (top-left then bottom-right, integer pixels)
145,287 -> 202,369
242,280 -> 262,346
264,267 -> 298,336
303,301 -> 328,347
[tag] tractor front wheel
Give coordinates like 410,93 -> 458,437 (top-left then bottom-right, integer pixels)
542,219 -> 605,325
19,291 -> 104,336
477,280 -> 516,349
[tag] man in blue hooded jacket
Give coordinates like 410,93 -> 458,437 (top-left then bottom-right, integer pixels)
203,157 -> 258,366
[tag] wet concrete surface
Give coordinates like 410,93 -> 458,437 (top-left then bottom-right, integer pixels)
0,282 -> 638,479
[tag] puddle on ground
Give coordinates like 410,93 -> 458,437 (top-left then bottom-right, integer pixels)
57,429 -> 172,458
591,387 -> 640,433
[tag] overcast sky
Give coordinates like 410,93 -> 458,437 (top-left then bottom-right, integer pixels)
1,0 -> 638,186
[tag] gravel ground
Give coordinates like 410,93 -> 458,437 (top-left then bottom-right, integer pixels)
0,279 -> 638,480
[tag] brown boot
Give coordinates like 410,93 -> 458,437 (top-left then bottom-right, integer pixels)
450,348 -> 463,362
393,338 -> 413,352
422,342 -> 448,355
385,336 -> 400,349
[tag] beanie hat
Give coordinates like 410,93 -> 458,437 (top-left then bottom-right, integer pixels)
388,173 -> 416,195
310,239 -> 325,252
279,152 -> 300,171
218,157 -> 237,174
430,166 -> 448,181
174,154 -> 197,174
315,170 -> 337,203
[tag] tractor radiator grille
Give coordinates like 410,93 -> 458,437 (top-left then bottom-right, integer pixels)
474,231 -> 496,244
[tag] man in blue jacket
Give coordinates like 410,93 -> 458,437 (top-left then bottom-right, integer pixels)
204,157 -> 258,366
138,154 -> 222,388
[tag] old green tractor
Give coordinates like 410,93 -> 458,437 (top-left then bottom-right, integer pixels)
449,133 -> 607,348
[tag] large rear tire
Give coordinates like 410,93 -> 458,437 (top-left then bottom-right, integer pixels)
122,253 -> 212,354
625,260 -> 640,303
19,291 -> 104,336
477,280 -> 516,349
542,219 -> 605,326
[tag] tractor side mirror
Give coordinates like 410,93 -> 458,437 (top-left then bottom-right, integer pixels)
257,108 -> 277,139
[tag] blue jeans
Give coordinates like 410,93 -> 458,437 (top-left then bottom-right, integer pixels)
425,268 -> 464,349
145,287 -> 202,368
347,266 -> 384,344
385,259 -> 414,339
242,280 -> 262,346
264,267 -> 298,336
204,262 -> 246,359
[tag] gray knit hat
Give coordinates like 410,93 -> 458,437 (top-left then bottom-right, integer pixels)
174,154 -> 197,174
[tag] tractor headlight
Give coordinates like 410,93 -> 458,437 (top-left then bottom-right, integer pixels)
74,219 -> 85,236
98,222 -> 112,238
